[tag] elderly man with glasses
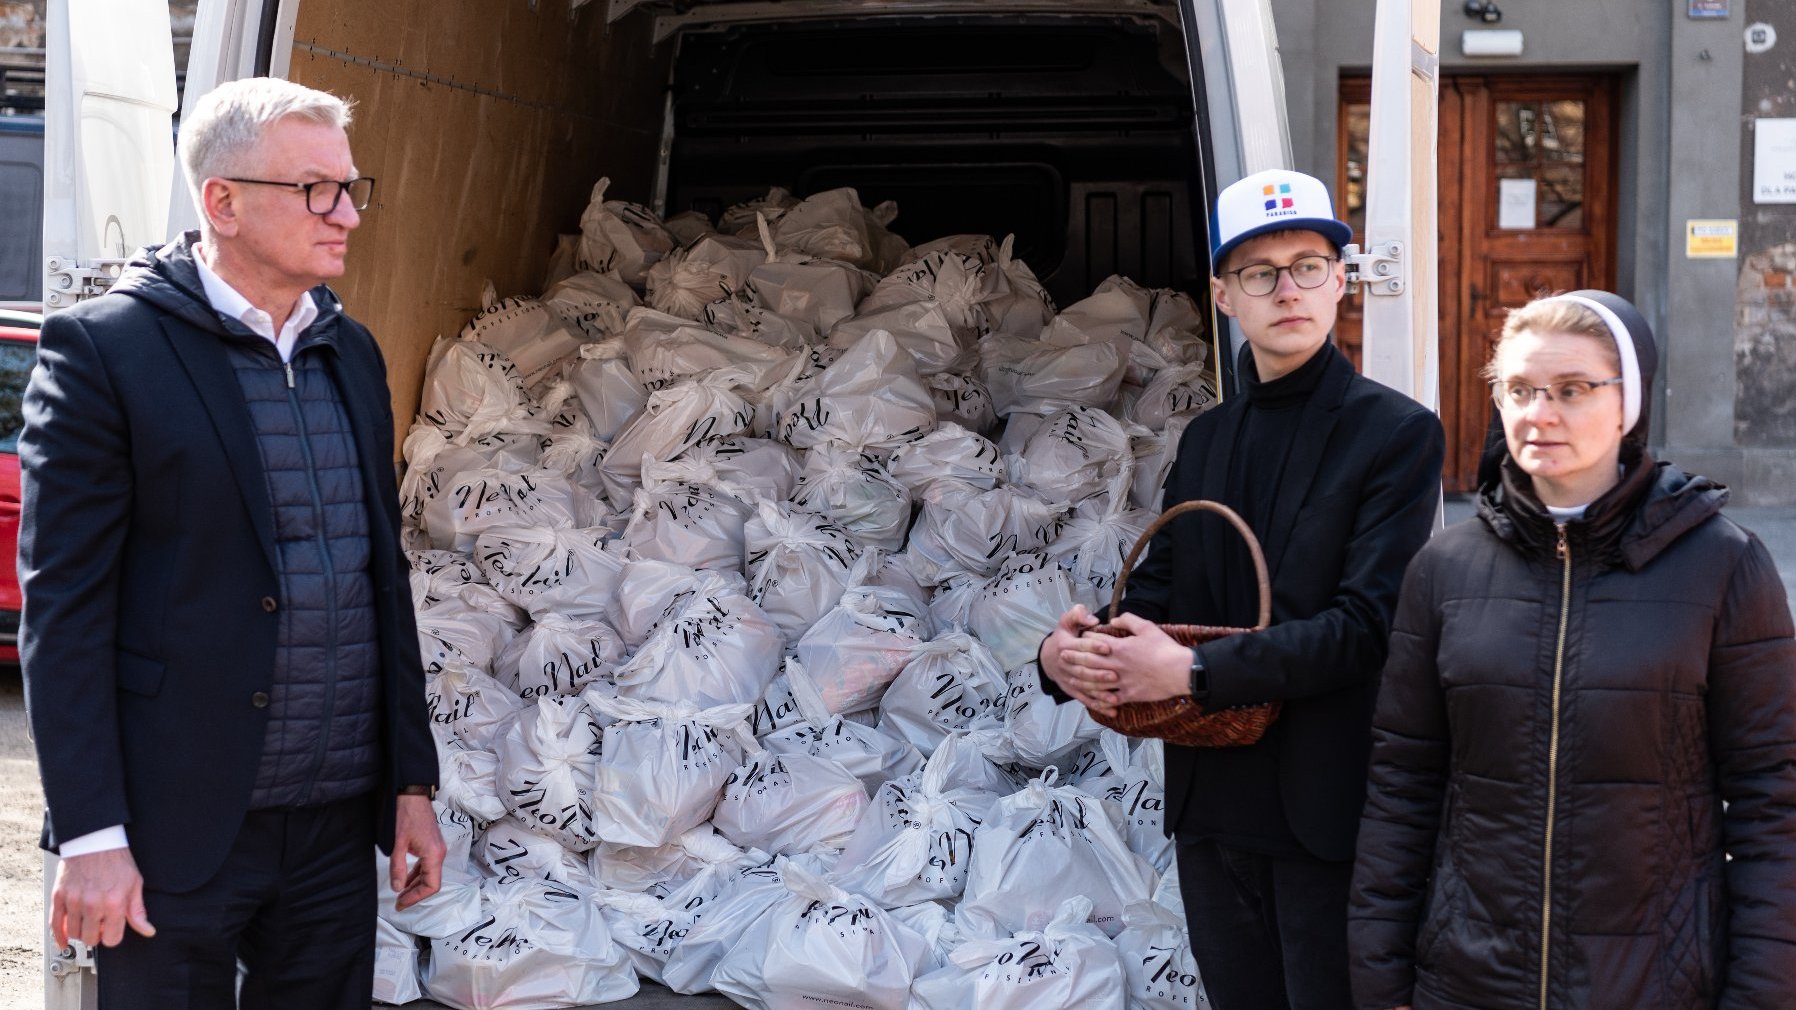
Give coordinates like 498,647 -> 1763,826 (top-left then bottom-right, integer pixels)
19,77 -> 441,1008
1040,168 -> 1445,1010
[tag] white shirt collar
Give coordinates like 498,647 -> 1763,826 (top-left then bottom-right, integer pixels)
192,248 -> 318,363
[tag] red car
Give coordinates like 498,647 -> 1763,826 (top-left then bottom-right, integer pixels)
0,308 -> 41,664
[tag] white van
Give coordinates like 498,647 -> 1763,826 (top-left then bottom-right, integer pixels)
40,0 -> 1438,1004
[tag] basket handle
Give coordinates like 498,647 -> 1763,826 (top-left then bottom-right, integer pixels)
1107,499 -> 1271,631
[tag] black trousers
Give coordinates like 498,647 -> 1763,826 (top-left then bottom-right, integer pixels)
1176,837 -> 1354,1010
96,796 -> 376,1010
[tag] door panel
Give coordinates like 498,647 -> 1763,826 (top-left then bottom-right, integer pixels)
1339,72 -> 1617,491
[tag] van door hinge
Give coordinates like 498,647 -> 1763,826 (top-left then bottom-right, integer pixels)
44,257 -> 130,309
1343,241 -> 1405,296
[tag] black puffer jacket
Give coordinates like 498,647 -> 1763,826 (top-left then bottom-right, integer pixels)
1349,455 -> 1796,1010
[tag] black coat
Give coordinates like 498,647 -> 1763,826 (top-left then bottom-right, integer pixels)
1046,343 -> 1444,862
19,237 -> 437,893
1349,457 -> 1796,1010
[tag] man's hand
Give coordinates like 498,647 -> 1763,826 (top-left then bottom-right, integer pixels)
391,794 -> 446,911
50,848 -> 155,949
1040,605 -> 1120,717
1062,612 -> 1193,705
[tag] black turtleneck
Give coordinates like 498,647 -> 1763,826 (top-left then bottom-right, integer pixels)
1177,340 -> 1336,853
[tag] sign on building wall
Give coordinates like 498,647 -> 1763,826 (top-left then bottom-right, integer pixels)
1686,219 -> 1738,258
1687,0 -> 1730,18
1754,118 -> 1796,203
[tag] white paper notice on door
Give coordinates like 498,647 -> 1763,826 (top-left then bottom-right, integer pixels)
1499,178 -> 1537,229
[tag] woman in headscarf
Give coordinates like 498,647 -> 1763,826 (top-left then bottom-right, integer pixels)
1347,291 -> 1796,1010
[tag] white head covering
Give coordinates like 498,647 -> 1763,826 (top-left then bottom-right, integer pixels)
1542,293 -> 1642,432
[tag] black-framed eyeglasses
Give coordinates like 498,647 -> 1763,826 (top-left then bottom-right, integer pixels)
225,176 -> 376,215
1219,254 -> 1339,297
1490,377 -> 1624,411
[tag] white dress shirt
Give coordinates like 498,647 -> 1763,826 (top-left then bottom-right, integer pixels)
58,253 -> 319,860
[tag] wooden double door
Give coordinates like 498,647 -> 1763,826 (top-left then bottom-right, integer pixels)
1336,74 -> 1620,492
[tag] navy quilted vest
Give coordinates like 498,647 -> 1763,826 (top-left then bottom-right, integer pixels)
224,325 -> 381,808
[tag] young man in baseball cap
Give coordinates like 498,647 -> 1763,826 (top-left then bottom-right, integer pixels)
1041,168 -> 1445,1009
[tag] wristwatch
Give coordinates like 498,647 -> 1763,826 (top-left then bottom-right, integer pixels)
1188,648 -> 1209,702
398,784 -> 437,800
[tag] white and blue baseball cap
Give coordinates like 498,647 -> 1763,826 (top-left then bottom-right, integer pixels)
1211,168 -> 1354,270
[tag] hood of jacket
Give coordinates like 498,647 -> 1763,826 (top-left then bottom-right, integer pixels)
108,231 -> 347,344
1477,445 -> 1728,572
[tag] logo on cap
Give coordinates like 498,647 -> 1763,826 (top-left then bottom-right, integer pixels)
1263,183 -> 1295,212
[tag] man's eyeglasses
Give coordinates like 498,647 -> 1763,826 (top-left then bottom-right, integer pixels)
225,177 -> 376,216
1219,254 -> 1338,297
1490,377 -> 1624,411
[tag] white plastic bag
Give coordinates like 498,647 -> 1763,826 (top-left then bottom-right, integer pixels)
541,269 -> 640,342
372,918 -> 423,1004
611,570 -> 783,709
970,551 -> 1077,673
885,421 -> 1004,496
599,368 -> 757,509
930,721 -> 1030,798
1003,660 -> 1102,772
712,737 -> 869,856
472,525 -> 626,620
1010,406 -> 1133,505
701,287 -> 818,351
747,214 -> 873,332
645,235 -> 763,320
460,285 -> 584,393
745,499 -> 863,644
1090,734 -> 1176,879
679,435 -> 804,505
827,298 -> 973,376
621,305 -> 795,390
927,371 -> 998,435
658,855 -> 793,995
438,739 -> 508,829
577,177 -> 676,286
831,745 -> 992,907
748,671 -> 807,739
586,695 -> 752,848
379,805 -> 485,941
620,459 -> 757,573
496,694 -> 605,852
423,874 -> 639,1009
792,588 -> 929,715
1116,900 -> 1208,1010
859,250 -> 992,338
979,320 -> 1129,419
476,816 -> 600,894
877,631 -> 1010,753
566,339 -> 648,442
710,863 -> 927,1010
426,661 -> 524,751
1047,479 -> 1154,612
762,662 -> 924,795
417,337 -> 533,437
423,467 -> 580,552
905,482 -> 1061,585
958,772 -> 1153,939
416,582 -> 527,674
774,329 -> 936,453
911,896 -> 1125,1010
721,187 -> 801,237
1128,359 -> 1219,431
790,444 -> 911,552
981,234 -> 1057,340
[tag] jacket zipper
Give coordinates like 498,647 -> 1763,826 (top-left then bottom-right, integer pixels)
285,358 -> 342,801
1539,521 -> 1571,1010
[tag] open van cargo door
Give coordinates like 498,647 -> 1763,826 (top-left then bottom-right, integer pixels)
610,0 -> 1182,44
1354,0 -> 1440,410
41,0 -> 177,314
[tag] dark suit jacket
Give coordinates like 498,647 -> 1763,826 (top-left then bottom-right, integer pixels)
1046,343 -> 1443,862
19,238 -> 436,893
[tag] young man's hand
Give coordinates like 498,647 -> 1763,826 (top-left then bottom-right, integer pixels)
1064,612 -> 1193,705
1039,605 -> 1119,717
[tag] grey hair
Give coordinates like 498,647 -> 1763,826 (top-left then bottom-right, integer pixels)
177,77 -> 353,210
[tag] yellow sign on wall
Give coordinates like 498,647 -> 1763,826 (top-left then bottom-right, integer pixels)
1685,219 -> 1738,259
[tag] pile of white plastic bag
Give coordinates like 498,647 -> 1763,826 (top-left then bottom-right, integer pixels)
379,177 -> 1221,1009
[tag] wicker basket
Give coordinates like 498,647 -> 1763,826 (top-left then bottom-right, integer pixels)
1088,499 -> 1279,748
